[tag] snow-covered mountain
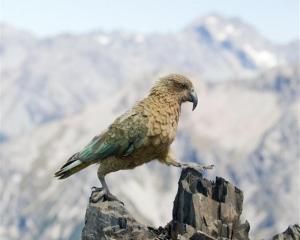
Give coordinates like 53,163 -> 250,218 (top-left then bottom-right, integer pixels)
0,14 -> 299,240
0,14 -> 292,140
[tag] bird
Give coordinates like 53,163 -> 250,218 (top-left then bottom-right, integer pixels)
54,74 -> 213,202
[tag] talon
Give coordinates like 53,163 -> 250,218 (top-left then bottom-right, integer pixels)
90,190 -> 104,203
96,176 -> 124,204
91,186 -> 103,192
104,192 -> 124,205
90,186 -> 124,204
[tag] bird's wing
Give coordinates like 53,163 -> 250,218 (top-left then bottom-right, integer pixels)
77,109 -> 148,163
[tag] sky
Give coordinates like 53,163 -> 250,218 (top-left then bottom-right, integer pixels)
1,0 -> 299,44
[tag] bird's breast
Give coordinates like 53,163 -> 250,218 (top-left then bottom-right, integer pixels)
138,95 -> 181,152
148,110 -> 179,148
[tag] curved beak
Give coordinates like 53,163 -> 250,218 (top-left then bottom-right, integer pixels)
189,89 -> 198,111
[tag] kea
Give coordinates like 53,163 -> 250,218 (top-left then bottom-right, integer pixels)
55,74 -> 213,202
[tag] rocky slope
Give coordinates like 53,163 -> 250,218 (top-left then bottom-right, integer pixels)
82,169 -> 299,240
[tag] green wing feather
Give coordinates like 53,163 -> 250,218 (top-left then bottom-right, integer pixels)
79,111 -> 147,162
78,137 -> 118,162
54,110 -> 148,179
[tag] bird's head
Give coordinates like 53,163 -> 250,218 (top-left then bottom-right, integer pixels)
150,74 -> 198,111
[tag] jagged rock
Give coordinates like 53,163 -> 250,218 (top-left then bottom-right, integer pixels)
81,168 -> 296,240
81,196 -> 168,240
169,168 -> 250,240
272,225 -> 300,240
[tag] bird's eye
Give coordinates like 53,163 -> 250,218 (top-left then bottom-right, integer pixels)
178,82 -> 187,89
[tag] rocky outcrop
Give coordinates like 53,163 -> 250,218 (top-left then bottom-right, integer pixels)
169,169 -> 250,240
272,225 -> 300,240
81,169 -> 298,240
81,199 -> 168,239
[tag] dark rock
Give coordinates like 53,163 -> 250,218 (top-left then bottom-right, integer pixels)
81,195 -> 168,240
170,168 -> 249,240
272,224 -> 300,240
81,168 -> 297,240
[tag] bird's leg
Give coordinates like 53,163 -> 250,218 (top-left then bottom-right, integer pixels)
91,176 -> 123,204
99,177 -> 121,202
163,152 -> 214,172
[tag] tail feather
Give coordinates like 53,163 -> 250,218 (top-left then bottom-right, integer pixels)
54,154 -> 90,179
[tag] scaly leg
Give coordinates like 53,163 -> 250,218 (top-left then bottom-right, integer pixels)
91,176 -> 123,204
161,151 -> 214,172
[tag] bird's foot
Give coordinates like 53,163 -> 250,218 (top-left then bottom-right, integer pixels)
103,192 -> 124,205
90,186 -> 123,205
91,186 -> 103,192
181,163 -> 214,172
90,186 -> 104,203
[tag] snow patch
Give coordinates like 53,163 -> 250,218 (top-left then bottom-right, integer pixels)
243,45 -> 278,68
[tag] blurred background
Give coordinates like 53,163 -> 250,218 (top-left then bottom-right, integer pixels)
0,0 -> 299,239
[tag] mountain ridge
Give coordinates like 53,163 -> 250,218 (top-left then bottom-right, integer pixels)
1,14 -> 298,140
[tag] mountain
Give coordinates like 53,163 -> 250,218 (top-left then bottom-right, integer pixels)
0,14 -> 299,240
277,40 -> 300,65
0,14 -> 292,140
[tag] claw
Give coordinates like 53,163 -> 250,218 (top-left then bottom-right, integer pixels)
90,186 -> 104,203
90,186 -> 124,205
91,186 -> 103,192
90,191 -> 104,203
103,192 -> 124,205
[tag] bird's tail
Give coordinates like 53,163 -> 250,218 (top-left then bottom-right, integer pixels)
54,153 -> 91,179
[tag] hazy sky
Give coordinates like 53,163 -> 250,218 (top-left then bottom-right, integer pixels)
1,0 -> 299,44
